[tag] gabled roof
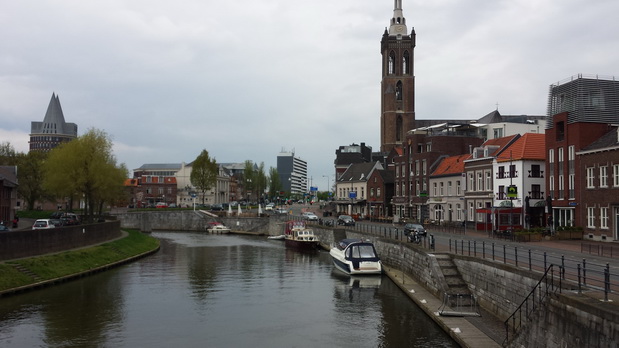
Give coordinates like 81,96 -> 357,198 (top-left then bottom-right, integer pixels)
431,154 -> 470,177
497,133 -> 545,162
0,166 -> 18,187
339,161 -> 383,182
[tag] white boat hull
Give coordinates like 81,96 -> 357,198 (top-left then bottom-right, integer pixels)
330,246 -> 382,275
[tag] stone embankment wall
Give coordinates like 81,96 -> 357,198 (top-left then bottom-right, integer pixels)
0,221 -> 121,261
111,214 -> 618,347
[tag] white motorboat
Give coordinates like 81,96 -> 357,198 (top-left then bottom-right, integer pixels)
206,222 -> 230,234
267,235 -> 286,240
330,239 -> 382,275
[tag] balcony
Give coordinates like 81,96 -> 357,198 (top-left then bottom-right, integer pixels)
528,191 -> 545,200
528,170 -> 544,178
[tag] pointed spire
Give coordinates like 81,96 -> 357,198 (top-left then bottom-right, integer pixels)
42,93 -> 67,134
388,0 -> 407,36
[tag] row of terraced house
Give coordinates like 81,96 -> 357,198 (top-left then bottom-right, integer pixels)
333,75 -> 619,242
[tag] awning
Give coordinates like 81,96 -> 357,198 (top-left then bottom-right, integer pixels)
476,207 -> 522,214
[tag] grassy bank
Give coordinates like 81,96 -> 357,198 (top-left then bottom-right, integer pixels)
0,229 -> 159,292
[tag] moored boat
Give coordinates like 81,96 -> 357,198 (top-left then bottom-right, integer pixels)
206,222 -> 231,234
284,220 -> 319,251
330,239 -> 382,275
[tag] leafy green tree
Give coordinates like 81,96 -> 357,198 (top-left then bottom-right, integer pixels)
16,151 -> 48,210
43,128 -> 128,221
255,162 -> 267,203
243,160 -> 255,202
268,167 -> 282,198
0,141 -> 17,165
190,149 -> 218,205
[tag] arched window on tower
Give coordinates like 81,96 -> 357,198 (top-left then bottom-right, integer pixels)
395,81 -> 403,101
396,116 -> 403,142
403,51 -> 410,75
388,51 -> 396,75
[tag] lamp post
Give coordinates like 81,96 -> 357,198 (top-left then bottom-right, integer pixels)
323,175 -> 330,200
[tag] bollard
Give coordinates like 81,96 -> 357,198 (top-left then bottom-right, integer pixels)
482,241 -> 486,259
474,240 -> 477,257
604,264 -> 610,302
492,243 -> 495,261
577,264 -> 582,294
503,245 -> 506,264
528,249 -> 532,271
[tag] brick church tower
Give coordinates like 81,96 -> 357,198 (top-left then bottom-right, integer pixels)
380,0 -> 416,153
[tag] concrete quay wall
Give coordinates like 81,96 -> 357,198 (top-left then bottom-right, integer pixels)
0,221 -> 122,261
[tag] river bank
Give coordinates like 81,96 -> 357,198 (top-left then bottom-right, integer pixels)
0,229 -> 160,296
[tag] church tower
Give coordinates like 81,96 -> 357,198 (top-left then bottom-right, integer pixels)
380,0 -> 415,153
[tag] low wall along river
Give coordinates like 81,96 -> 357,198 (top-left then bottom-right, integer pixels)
39,211 -> 619,347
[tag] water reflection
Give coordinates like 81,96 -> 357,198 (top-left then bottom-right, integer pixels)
0,232 -> 457,348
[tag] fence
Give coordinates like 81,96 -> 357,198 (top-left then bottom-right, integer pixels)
447,238 -> 617,301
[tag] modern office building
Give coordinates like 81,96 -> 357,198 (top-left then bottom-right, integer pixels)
29,93 -> 78,152
277,151 -> 307,196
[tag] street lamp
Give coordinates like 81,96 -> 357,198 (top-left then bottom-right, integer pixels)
323,175 -> 330,200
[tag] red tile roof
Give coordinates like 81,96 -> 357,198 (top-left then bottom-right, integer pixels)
497,133 -> 545,162
482,134 -> 520,156
432,154 -> 471,176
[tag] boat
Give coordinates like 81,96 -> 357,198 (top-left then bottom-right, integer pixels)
284,220 -> 319,251
267,235 -> 286,240
206,221 -> 230,234
330,239 -> 382,275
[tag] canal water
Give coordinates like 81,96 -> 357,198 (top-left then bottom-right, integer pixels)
0,232 -> 458,348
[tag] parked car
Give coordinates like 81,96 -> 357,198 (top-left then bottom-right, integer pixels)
337,215 -> 355,226
302,212 -> 319,221
403,223 -> 426,237
274,208 -> 288,215
32,219 -> 56,230
211,204 -> 224,211
156,202 -> 168,208
265,203 -> 275,211
0,224 -> 10,232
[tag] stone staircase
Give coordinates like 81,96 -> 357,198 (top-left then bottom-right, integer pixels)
11,264 -> 42,283
435,254 -> 480,317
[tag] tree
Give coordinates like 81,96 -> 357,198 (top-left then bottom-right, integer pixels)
243,160 -> 255,202
268,167 -> 282,198
43,128 -> 128,221
190,149 -> 218,205
16,151 -> 48,210
0,141 -> 17,165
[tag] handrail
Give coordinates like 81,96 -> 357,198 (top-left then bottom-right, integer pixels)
503,264 -> 561,346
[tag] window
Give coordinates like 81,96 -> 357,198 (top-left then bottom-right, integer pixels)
498,166 -> 505,179
558,175 -> 564,199
568,174 -> 575,199
448,181 -> 452,196
396,165 -> 400,177
426,143 -> 431,152
433,182 -> 438,196
440,182 -> 444,196
415,161 -> 419,175
586,167 -> 595,188
531,184 -> 541,199
549,175 -> 555,198
600,166 -> 608,187
556,121 -> 565,141
388,52 -> 395,74
422,160 -> 427,175
601,207 -> 609,229
396,81 -> 403,101
485,171 -> 491,191
498,185 -> 505,200
530,164 -> 542,178
558,148 -> 564,175
614,164 -> 619,187
493,128 -> 503,138
370,188 -> 374,198
549,149 -> 555,176
456,204 -> 462,221
402,51 -> 410,74
377,188 -> 381,197
468,202 -> 474,221
509,164 -> 517,178
477,172 -> 483,191
587,207 -> 595,228
568,145 -> 575,174
456,181 -> 461,195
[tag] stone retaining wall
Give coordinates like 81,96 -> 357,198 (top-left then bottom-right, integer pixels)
0,221 -> 121,261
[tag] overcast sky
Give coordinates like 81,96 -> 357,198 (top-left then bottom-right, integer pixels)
2,0 -> 619,191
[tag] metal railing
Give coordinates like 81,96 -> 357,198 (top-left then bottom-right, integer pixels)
503,265 -> 561,346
